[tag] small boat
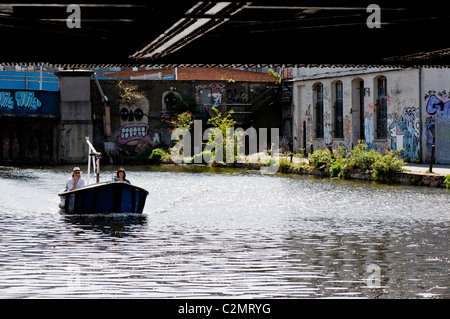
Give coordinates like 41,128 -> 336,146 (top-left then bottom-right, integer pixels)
58,137 -> 149,214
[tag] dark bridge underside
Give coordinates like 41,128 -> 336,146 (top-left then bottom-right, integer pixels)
1,1 -> 449,68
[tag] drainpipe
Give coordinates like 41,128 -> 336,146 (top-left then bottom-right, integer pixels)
92,72 -> 111,139
418,68 -> 423,163
39,65 -> 43,90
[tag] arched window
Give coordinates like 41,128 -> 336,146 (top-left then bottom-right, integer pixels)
313,83 -> 324,138
375,76 -> 387,139
333,81 -> 344,138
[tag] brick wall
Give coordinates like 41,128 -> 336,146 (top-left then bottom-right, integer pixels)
104,67 -> 275,82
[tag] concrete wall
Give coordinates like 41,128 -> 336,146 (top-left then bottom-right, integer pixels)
293,67 -> 450,164
293,68 -> 418,159
421,68 -> 450,164
57,70 -> 94,163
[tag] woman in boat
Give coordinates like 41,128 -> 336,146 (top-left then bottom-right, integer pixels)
114,167 -> 131,184
66,167 -> 85,191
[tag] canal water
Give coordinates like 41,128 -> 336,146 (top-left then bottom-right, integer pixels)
0,165 -> 448,298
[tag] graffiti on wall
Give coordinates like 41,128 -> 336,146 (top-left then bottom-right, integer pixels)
364,113 -> 374,149
161,90 -> 182,122
0,91 -> 14,110
117,96 -> 151,146
0,90 -> 42,112
323,112 -> 332,146
195,83 -> 225,108
211,87 -> 222,108
388,107 -> 420,161
226,88 -> 248,104
424,91 -> 450,152
426,92 -> 450,115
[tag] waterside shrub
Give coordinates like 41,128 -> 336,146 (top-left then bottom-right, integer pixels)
134,147 -> 154,164
134,147 -> 171,164
444,174 -> 450,189
149,148 -> 170,164
304,141 -> 405,183
372,150 -> 405,183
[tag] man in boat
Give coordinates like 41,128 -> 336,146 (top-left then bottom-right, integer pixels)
66,167 -> 86,191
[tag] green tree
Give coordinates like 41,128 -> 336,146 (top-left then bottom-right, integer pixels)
201,107 -> 242,164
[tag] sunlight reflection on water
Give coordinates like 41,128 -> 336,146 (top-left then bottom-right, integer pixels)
0,165 -> 448,298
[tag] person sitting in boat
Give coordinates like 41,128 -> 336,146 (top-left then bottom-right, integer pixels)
66,167 -> 85,191
113,167 -> 131,184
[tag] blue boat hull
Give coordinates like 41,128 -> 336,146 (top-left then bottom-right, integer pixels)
58,182 -> 149,214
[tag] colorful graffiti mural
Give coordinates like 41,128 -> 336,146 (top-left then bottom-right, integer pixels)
388,107 -> 420,161
0,89 -> 58,114
424,92 -> 450,152
117,96 -> 150,146
425,91 -> 450,163
426,93 -> 450,116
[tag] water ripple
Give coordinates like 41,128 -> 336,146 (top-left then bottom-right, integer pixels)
0,165 -> 448,298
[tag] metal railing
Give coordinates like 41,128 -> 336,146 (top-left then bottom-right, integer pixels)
0,72 -> 59,91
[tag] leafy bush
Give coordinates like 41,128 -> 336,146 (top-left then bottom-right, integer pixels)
134,147 -> 170,164
308,148 -> 333,171
168,111 -> 195,133
278,157 -> 292,173
346,141 -> 381,170
308,146 -> 346,177
339,141 -> 381,179
330,158 -> 346,177
372,150 -> 405,183
307,141 -> 404,183
445,174 -> 450,189
134,147 -> 154,164
149,148 -> 169,164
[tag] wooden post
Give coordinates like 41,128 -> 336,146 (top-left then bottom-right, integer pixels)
303,121 -> 307,156
429,144 -> 435,173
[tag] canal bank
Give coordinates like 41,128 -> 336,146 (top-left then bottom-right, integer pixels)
256,161 -> 449,188
165,152 -> 450,188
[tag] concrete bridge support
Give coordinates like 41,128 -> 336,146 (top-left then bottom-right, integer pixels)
56,70 -> 94,163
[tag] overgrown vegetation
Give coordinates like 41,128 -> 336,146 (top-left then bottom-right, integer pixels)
372,150 -> 405,183
117,80 -> 146,105
168,111 -> 195,133
133,147 -> 154,164
303,141 -> 405,183
197,107 -> 242,164
134,147 -> 171,164
445,174 -> 450,189
268,69 -> 281,84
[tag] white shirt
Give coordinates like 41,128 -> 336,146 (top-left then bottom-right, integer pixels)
66,177 -> 85,191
